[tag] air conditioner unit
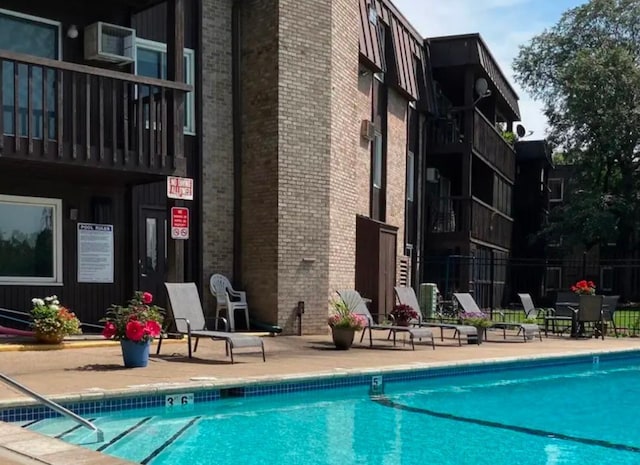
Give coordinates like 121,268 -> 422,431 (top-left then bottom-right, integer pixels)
84,22 -> 136,66
360,120 -> 375,141
426,167 -> 440,183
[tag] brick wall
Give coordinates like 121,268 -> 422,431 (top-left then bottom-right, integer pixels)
201,0 -> 234,312
327,0 -> 361,310
239,0 -> 280,326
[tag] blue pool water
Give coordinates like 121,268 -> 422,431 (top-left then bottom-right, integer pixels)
18,356 -> 640,464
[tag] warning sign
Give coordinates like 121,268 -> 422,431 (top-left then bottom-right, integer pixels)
167,176 -> 194,200
171,207 -> 189,240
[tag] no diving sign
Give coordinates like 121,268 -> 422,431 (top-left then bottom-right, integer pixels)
171,207 -> 189,240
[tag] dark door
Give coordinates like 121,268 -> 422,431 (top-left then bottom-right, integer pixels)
138,207 -> 167,308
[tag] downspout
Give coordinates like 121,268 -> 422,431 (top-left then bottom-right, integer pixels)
232,0 -> 243,284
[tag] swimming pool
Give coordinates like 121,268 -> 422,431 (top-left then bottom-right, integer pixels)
10,352 -> 640,464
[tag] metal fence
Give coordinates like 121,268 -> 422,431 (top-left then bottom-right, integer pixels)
422,254 -> 640,313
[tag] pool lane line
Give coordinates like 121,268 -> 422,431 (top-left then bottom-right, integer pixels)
55,418 -> 96,439
97,417 -> 152,452
140,416 -> 201,465
372,396 -> 640,454
21,419 -> 41,428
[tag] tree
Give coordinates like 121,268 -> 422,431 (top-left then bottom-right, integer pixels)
513,0 -> 640,254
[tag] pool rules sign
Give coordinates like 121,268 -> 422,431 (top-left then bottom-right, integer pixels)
171,207 -> 189,240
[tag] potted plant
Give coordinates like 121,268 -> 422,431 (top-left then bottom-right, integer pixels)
389,304 -> 419,326
459,311 -> 493,343
328,298 -> 367,350
31,296 -> 82,344
571,280 -> 596,295
101,291 -> 164,367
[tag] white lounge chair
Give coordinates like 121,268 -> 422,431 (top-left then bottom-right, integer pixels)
394,286 -> 479,345
336,290 -> 435,350
159,282 -> 265,363
453,293 -> 542,342
209,274 -> 250,332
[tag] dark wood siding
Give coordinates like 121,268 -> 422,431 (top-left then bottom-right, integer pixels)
0,167 -> 130,327
132,0 -> 197,50
358,0 -> 384,72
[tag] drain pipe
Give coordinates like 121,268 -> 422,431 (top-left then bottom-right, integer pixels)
232,0 -> 243,283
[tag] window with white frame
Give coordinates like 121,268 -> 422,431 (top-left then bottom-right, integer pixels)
545,267 -> 562,291
549,178 -> 563,202
600,266 -> 613,292
135,38 -> 195,134
0,194 -> 62,284
406,150 -> 414,202
373,131 -> 383,189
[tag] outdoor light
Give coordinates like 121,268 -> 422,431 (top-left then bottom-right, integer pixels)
67,25 -> 79,39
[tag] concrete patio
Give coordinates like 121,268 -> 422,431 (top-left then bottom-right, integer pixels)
0,332 -> 639,465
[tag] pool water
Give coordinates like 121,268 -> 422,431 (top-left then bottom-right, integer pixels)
22,358 -> 640,464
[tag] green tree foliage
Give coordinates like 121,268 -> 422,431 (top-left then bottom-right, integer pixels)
514,0 -> 640,252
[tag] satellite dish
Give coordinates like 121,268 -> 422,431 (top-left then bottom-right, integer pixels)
516,124 -> 526,138
474,77 -> 489,97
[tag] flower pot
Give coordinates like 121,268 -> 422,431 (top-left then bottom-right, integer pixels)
395,320 -> 411,327
35,331 -> 65,344
474,326 -> 485,344
120,339 -> 151,368
331,327 -> 355,350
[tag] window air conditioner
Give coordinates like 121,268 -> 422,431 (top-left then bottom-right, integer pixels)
84,22 -> 136,66
360,120 -> 375,141
426,167 -> 440,183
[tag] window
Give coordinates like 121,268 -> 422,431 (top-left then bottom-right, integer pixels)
545,267 -> 561,291
373,131 -> 383,189
0,9 -> 61,139
0,195 -> 62,284
549,178 -> 563,202
600,267 -> 613,292
135,38 -> 195,134
406,150 -> 414,202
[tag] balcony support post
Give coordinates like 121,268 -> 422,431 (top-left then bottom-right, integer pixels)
167,0 -> 186,284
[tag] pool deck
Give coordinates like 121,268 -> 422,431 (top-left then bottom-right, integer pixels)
0,332 -> 639,464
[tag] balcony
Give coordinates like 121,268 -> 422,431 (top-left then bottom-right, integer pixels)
0,50 -> 190,178
428,196 -> 513,250
473,109 -> 516,181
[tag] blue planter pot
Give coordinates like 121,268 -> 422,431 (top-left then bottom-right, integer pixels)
120,339 -> 151,368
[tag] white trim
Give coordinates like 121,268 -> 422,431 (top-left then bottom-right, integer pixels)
545,266 -> 562,290
0,194 -> 63,285
0,8 -> 62,60
600,266 -> 613,292
134,38 -> 195,135
548,178 -> 564,202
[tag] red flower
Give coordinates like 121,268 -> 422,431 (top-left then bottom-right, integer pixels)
125,320 -> 145,342
142,292 -> 153,304
102,322 -> 116,339
145,320 -> 162,338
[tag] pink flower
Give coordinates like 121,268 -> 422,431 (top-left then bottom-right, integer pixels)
145,320 -> 162,338
125,320 -> 145,342
142,292 -> 153,304
102,322 -> 116,339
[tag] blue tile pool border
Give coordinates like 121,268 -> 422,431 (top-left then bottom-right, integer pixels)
2,349 -> 639,423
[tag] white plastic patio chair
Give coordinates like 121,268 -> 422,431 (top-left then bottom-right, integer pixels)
209,274 -> 250,332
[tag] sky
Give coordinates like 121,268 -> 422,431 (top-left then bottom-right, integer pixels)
393,0 -> 587,140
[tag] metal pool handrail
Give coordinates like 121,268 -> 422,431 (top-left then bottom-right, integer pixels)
0,372 -> 104,442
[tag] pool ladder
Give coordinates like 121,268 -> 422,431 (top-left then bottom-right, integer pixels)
0,372 -> 104,442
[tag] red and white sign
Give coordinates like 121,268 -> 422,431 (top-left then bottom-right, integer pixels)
171,207 -> 189,240
167,176 -> 194,200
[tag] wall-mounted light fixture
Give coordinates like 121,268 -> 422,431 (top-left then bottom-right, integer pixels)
67,25 -> 79,39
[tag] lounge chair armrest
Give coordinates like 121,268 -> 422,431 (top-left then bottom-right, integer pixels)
567,306 -> 579,315
174,317 -> 192,332
545,308 -> 556,316
494,310 -> 505,321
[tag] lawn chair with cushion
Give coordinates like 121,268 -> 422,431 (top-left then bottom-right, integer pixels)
453,293 -> 542,342
160,282 -> 265,363
336,290 -> 435,350
394,286 -> 478,345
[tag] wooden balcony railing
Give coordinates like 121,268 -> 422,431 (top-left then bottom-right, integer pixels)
0,50 -> 191,175
428,196 -> 513,250
473,109 -> 516,181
